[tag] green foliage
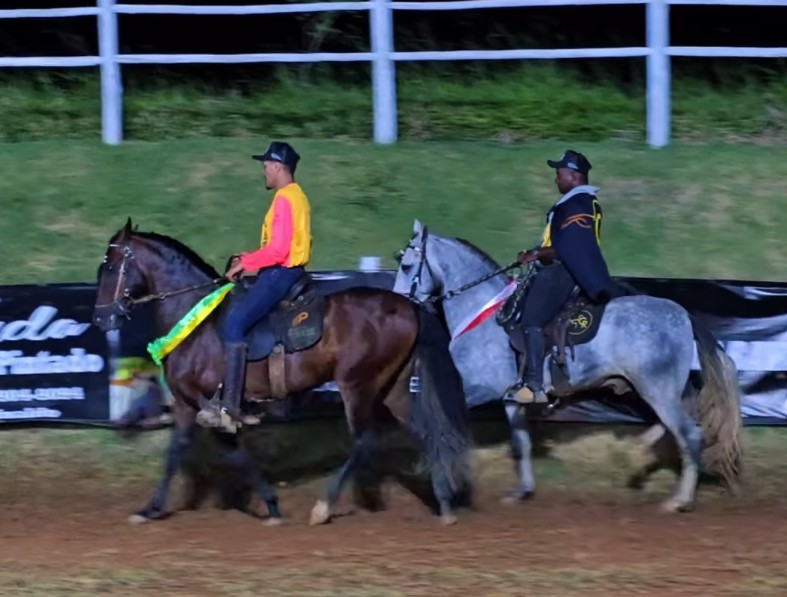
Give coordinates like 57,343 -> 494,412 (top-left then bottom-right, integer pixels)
0,65 -> 785,143
0,137 -> 785,286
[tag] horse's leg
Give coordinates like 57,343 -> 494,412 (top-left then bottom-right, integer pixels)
348,358 -> 428,515
427,443 -> 462,525
224,441 -> 284,526
627,424 -> 667,490
501,403 -> 537,503
310,349 -> 411,526
639,389 -> 703,513
310,427 -> 377,526
130,402 -> 196,524
382,357 -> 465,524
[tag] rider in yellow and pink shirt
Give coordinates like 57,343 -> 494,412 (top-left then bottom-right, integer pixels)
237,172 -> 312,272
206,141 -> 313,425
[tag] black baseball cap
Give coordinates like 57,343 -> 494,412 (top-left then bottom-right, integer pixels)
252,141 -> 300,172
547,150 -> 591,176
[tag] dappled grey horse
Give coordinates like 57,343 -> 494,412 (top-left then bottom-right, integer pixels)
393,220 -> 743,512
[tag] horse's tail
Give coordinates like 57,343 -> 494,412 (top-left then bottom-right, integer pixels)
690,315 -> 743,491
409,304 -> 473,497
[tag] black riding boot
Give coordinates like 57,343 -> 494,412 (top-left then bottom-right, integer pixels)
523,327 -> 548,403
196,342 -> 248,432
220,342 -> 248,419
504,327 -> 549,405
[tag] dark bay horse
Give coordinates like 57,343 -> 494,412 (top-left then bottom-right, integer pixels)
92,218 -> 472,526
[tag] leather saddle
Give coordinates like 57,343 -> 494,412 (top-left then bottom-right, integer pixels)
500,284 -> 609,370
220,270 -> 326,362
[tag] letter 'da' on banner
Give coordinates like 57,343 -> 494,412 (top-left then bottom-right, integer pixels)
0,284 -> 110,424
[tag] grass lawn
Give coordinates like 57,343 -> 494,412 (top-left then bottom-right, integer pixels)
0,138 -> 785,286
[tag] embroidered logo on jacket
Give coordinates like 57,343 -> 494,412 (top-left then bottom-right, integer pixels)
561,214 -> 594,229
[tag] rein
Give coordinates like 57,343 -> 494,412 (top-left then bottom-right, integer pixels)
440,261 -> 521,302
396,227 -> 521,304
130,279 -> 225,305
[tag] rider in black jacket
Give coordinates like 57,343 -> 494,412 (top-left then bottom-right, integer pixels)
506,150 -> 625,405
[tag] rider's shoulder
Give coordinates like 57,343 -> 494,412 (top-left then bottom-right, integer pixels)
276,182 -> 308,200
570,186 -> 600,201
290,182 -> 310,198
557,190 -> 598,214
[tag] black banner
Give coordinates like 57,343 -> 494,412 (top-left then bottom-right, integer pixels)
0,272 -> 784,427
0,284 -> 110,424
252,272 -> 787,426
296,273 -> 787,426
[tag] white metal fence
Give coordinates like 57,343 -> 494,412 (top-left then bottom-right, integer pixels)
1,0 -> 785,147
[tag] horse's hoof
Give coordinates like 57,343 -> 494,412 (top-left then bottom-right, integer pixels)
129,506 -> 169,524
128,513 -> 151,525
263,516 -> 286,527
128,510 -> 166,525
309,500 -> 331,526
501,490 -> 534,505
660,498 -> 694,514
440,514 -> 458,526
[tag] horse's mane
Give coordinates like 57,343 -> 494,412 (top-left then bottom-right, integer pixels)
451,237 -> 502,271
123,229 -> 221,279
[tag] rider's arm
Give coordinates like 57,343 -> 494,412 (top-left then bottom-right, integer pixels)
535,246 -> 556,264
239,196 -> 294,271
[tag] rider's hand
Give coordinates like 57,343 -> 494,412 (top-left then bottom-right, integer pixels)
517,249 -> 537,264
225,260 -> 244,281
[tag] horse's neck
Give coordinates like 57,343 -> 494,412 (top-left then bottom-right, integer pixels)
433,239 -> 507,333
143,248 -> 218,336
151,288 -> 217,338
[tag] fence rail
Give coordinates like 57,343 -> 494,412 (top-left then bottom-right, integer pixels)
1,0 -> 785,147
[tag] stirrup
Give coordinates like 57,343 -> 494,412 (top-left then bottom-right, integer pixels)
196,389 -> 241,434
519,386 -> 549,405
504,381 -> 549,405
503,381 -> 539,405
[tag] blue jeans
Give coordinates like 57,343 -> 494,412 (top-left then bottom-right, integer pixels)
222,266 -> 305,343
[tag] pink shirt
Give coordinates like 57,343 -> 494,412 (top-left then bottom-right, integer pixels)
239,195 -> 294,271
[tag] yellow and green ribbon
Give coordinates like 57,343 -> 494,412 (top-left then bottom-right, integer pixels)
147,282 -> 235,366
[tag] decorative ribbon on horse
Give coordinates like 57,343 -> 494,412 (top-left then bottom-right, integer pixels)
451,280 -> 518,342
147,282 -> 235,366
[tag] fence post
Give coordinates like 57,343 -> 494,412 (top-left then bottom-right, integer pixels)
646,0 -> 670,148
98,0 -> 123,145
370,0 -> 397,144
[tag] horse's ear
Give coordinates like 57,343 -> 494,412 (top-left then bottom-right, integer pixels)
119,217 -> 133,239
412,219 -> 423,235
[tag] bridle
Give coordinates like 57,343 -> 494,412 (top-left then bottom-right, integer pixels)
394,226 -> 436,301
94,241 -> 224,318
395,227 -> 521,305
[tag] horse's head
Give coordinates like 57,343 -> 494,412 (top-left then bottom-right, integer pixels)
392,219 -> 443,303
92,217 -> 149,332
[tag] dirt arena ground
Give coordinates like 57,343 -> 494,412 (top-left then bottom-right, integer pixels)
1,425 -> 786,596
